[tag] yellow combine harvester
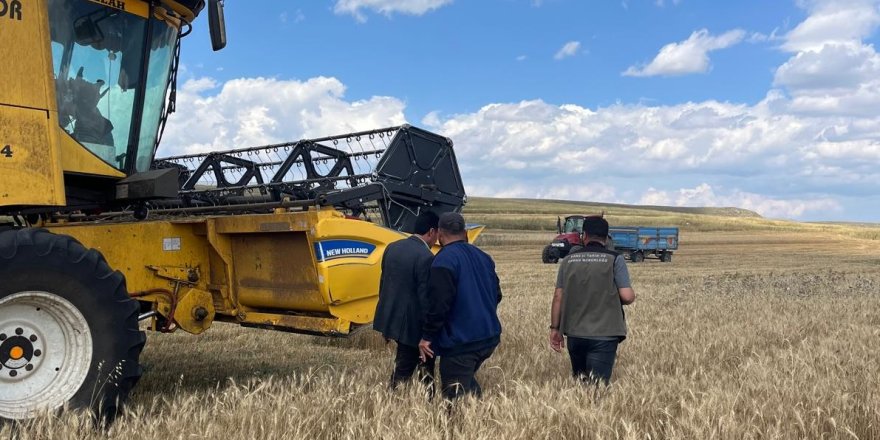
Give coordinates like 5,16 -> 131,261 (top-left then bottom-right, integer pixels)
0,0 -> 474,420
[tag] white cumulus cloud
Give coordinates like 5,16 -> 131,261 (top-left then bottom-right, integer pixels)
782,0 -> 880,52
623,29 -> 746,77
554,41 -> 582,60
334,0 -> 453,22
159,76 -> 406,156
423,94 -> 878,219
772,0 -> 880,117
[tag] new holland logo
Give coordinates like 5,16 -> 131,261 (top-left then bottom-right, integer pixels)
314,240 -> 376,262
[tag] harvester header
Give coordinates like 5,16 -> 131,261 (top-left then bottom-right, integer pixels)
149,125 -> 465,232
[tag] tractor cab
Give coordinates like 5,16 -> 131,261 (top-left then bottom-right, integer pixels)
541,214 -> 607,264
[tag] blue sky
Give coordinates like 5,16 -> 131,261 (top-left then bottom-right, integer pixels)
163,0 -> 880,221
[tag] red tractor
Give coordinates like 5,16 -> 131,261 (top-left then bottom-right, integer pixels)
541,214 -> 611,263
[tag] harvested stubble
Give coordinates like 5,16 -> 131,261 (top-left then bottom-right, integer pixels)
4,227 -> 879,439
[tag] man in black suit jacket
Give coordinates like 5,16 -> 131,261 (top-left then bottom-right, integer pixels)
374,211 -> 440,393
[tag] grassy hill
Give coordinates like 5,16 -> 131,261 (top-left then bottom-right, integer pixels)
4,197 -> 877,240
465,197 -> 762,218
464,197 -> 880,240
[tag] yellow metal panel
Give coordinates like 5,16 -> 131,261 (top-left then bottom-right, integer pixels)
51,220 -> 211,292
467,225 -> 485,244
231,232 -> 326,313
0,107 -> 64,206
85,0 -> 150,18
158,0 -> 197,22
59,132 -> 126,177
241,311 -> 352,336
314,216 -> 408,324
212,211 -> 318,234
0,0 -> 52,110
0,0 -> 66,207
205,220 -> 236,313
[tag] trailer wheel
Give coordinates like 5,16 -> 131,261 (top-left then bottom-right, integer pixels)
541,245 -> 558,264
0,229 -> 144,422
660,252 -> 672,263
630,251 -> 644,263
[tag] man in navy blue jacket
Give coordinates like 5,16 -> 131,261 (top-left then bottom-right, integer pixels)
418,212 -> 502,399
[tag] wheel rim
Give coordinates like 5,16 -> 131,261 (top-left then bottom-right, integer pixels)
0,291 -> 93,420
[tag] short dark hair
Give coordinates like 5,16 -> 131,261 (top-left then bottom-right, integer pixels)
582,216 -> 609,238
438,211 -> 466,235
413,211 -> 440,235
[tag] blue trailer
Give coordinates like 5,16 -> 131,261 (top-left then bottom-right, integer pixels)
609,227 -> 679,263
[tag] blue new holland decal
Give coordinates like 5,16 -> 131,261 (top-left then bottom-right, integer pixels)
314,240 -> 377,262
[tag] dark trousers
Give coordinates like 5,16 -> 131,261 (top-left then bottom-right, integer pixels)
391,343 -> 436,396
567,337 -> 619,385
439,345 -> 496,400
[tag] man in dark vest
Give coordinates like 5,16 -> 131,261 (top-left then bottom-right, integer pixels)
549,216 -> 636,384
419,212 -> 502,400
374,211 -> 440,392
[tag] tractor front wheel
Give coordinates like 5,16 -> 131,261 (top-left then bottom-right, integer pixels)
541,245 -> 559,264
0,229 -> 144,422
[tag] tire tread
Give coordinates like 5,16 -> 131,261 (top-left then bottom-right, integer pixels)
0,228 -> 144,421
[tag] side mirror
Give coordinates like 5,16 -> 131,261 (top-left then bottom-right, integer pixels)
208,0 -> 227,51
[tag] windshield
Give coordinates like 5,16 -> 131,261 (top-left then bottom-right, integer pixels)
563,216 -> 584,234
49,0 -> 178,173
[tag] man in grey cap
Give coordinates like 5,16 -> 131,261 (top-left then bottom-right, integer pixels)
418,211 -> 502,399
549,216 -> 635,385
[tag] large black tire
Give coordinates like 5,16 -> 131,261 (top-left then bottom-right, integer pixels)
0,229 -> 144,422
630,251 -> 644,263
541,245 -> 558,264
661,251 -> 673,263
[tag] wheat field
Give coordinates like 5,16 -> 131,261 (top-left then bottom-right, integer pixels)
3,203 -> 880,439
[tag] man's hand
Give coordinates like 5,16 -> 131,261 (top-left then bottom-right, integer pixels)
418,339 -> 434,362
549,329 -> 564,353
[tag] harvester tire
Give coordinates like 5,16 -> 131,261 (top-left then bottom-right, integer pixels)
541,245 -> 558,264
0,229 -> 144,422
